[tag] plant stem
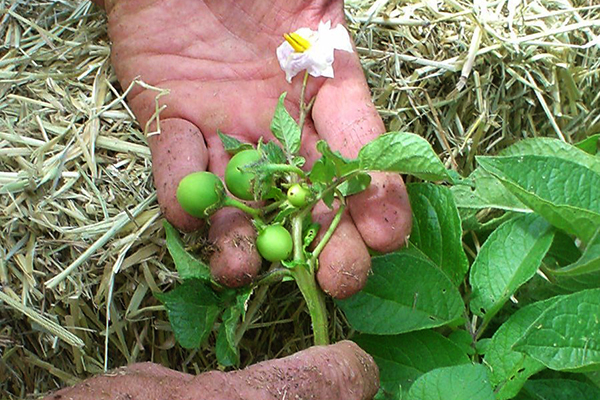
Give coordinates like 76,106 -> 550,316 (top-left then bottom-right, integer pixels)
262,199 -> 285,214
298,71 -> 309,131
287,70 -> 329,346
298,171 -> 361,221
223,197 -> 262,220
263,163 -> 307,179
234,264 -> 291,346
254,267 -> 292,286
234,282 -> 269,347
310,203 -> 345,264
294,260 -> 329,345
291,215 -> 329,345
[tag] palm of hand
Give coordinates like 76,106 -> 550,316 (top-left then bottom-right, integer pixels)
110,0 -> 341,149
101,0 -> 411,295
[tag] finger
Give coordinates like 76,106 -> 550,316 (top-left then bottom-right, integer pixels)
203,133 -> 262,288
298,118 -> 322,170
147,118 -> 208,232
312,201 -> 371,299
348,172 -> 412,252
208,207 -> 262,288
42,363 -> 191,400
312,50 -> 412,251
311,51 -> 385,159
189,340 -> 379,400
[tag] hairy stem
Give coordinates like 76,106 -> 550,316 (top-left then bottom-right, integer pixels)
263,163 -> 307,179
223,197 -> 262,220
310,203 -> 345,264
291,215 -> 329,345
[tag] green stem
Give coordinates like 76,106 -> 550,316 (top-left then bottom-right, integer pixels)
223,197 -> 262,220
235,264 -> 291,346
299,171 -> 361,220
262,199 -> 285,214
293,261 -> 329,345
292,215 -> 305,262
287,70 -> 329,346
263,164 -> 307,179
291,215 -> 329,345
254,267 -> 292,287
234,282 -> 269,347
310,203 -> 345,264
298,71 -> 310,131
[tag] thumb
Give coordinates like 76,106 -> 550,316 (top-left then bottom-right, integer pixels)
311,51 -> 384,159
147,118 -> 208,232
312,51 -> 412,252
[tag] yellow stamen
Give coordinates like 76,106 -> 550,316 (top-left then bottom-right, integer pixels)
284,32 -> 311,53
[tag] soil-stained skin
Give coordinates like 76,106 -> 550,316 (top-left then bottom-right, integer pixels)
44,341 -> 379,400
312,201 -> 372,299
348,171 -> 412,253
208,208 -> 262,287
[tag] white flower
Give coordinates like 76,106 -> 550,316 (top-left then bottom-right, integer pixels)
276,21 -> 354,83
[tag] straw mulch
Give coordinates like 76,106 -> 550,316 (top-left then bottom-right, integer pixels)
1,0 -> 598,398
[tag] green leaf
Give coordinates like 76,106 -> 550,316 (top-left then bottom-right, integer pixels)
550,227 -> 600,277
405,364 -> 495,400
215,288 -> 251,367
521,379 -> 600,400
164,221 -> 211,281
358,132 -> 449,181
309,156 -> 336,184
260,140 -> 287,164
477,155 -> 600,242
450,167 -> 529,212
458,208 -> 516,232
316,140 -> 359,176
408,183 -> 469,286
454,137 -> 600,212
337,172 -> 371,196
469,214 -> 555,319
499,137 -> 600,175
302,222 -> 320,250
270,92 -> 301,155
216,309 -> 239,367
586,370 -> 600,390
514,288 -> 600,372
447,330 -> 475,356
336,249 -> 464,334
374,386 -> 402,400
575,134 -> 600,155
540,233 -> 600,292
355,330 -> 470,398
155,279 -> 221,349
484,298 -> 552,399
546,231 -> 582,267
217,131 -> 254,154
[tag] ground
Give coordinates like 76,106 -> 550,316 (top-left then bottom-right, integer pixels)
0,0 -> 598,398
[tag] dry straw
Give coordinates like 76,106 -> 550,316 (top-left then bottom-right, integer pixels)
1,0 -> 598,398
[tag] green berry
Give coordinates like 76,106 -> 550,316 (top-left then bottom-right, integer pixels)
176,172 -> 225,218
225,149 -> 261,200
256,224 -> 293,262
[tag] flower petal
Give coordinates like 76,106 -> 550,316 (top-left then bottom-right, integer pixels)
329,24 -> 354,53
278,20 -> 354,82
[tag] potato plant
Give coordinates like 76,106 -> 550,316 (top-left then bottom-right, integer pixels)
160,88 -> 600,399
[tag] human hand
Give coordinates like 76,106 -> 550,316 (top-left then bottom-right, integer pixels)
42,340 -> 379,400
93,0 -> 411,294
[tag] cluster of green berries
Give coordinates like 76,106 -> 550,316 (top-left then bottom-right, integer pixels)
176,149 -> 310,262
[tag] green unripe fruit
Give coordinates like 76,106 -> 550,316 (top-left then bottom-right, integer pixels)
225,149 -> 261,200
256,224 -> 293,262
176,171 -> 225,218
287,184 -> 310,208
